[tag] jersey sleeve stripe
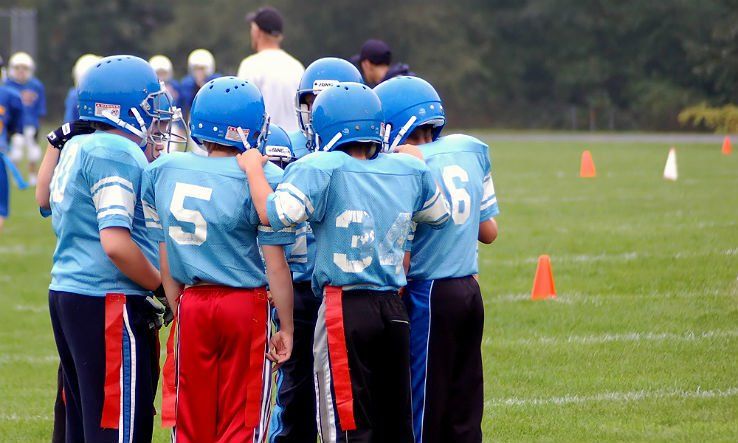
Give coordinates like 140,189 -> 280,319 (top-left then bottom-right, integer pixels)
278,183 -> 315,215
273,191 -> 310,227
482,174 -> 496,201
413,188 -> 450,226
481,197 -> 498,211
97,208 -> 133,221
92,186 -> 135,218
90,176 -> 134,196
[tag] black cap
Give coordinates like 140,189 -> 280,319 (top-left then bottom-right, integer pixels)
359,39 -> 392,65
246,6 -> 283,36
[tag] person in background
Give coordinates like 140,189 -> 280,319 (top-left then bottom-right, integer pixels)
149,55 -> 186,153
5,52 -> 46,185
238,6 -> 304,132
64,54 -> 101,123
178,49 -> 220,121
0,68 -> 26,233
349,39 -> 414,87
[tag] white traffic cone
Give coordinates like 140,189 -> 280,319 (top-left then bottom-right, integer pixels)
663,147 -> 678,181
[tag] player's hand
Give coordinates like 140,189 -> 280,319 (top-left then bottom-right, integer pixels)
394,144 -> 424,161
144,295 -> 166,330
153,284 -> 174,327
46,120 -> 96,150
236,149 -> 268,173
267,330 -> 293,370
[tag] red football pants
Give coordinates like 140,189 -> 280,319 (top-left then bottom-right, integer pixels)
175,285 -> 269,443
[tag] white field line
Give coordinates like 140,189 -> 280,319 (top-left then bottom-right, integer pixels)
0,413 -> 53,421
486,329 -> 738,347
0,245 -> 48,256
0,355 -> 58,365
487,386 -> 738,408
485,289 -> 736,305
485,248 -> 738,267
13,304 -> 48,313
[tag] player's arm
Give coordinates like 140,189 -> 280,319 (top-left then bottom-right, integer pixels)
37,121 -> 97,211
158,242 -> 183,314
35,145 -> 58,211
238,149 -> 273,225
479,219 -> 498,244
479,167 -> 500,244
100,227 -> 161,290
262,244 -> 294,367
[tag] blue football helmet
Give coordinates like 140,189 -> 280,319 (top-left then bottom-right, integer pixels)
189,76 -> 269,152
77,55 -> 179,149
261,124 -> 295,169
311,82 -> 384,158
373,76 -> 445,150
296,58 -> 363,149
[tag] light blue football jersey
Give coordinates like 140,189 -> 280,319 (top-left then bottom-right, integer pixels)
266,151 -> 450,294
408,134 -> 500,280
142,152 -> 294,288
285,130 -> 316,283
48,132 -> 157,297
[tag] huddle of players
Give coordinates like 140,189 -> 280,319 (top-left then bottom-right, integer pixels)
42,53 -> 498,443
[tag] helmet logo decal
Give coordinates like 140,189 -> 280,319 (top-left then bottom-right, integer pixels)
313,79 -> 339,93
94,103 -> 121,118
265,145 -> 292,159
226,126 -> 247,142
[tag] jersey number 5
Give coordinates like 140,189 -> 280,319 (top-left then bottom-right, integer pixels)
169,182 -> 213,246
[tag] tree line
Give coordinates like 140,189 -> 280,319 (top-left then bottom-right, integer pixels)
20,0 -> 738,130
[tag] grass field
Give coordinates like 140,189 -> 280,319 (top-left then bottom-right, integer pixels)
1,135 -> 737,441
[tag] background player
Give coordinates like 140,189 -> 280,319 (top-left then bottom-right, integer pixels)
238,82 -> 451,442
45,55 -> 172,442
376,76 -> 499,443
142,77 -> 294,442
63,54 -> 101,123
268,56 -> 364,443
0,73 -> 26,232
5,52 -> 46,185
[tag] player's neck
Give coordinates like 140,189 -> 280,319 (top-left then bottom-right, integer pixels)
105,128 -> 140,144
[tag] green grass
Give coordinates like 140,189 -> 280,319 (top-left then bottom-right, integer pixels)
1,137 -> 737,441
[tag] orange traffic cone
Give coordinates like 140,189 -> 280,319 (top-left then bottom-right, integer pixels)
580,150 -> 596,178
531,255 -> 556,300
722,136 -> 732,155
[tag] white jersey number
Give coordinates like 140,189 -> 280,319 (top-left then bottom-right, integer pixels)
50,143 -> 81,204
333,210 -> 411,274
169,182 -> 213,246
442,165 -> 471,225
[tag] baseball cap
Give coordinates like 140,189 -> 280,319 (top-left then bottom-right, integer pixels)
246,6 -> 283,36
359,39 -> 392,65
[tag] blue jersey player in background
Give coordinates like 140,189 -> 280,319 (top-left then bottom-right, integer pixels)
376,76 -> 500,443
45,56 -> 175,443
0,79 -> 26,232
142,77 -> 294,442
238,82 -> 451,443
269,57 -> 364,443
5,52 -> 46,185
63,54 -> 102,123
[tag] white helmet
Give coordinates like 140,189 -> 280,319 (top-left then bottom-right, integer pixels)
8,52 -> 35,79
73,54 -> 102,87
187,49 -> 215,76
149,55 -> 173,80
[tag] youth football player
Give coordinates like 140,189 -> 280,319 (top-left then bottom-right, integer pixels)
375,76 -> 499,443
142,76 -> 294,442
5,52 -> 46,185
64,54 -> 101,123
269,57 -> 364,443
0,78 -> 25,232
46,55 -> 174,442
238,82 -> 451,442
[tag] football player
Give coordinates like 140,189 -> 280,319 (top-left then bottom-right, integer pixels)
238,82 -> 451,442
46,55 -> 173,442
142,76 -> 294,442
5,52 -> 46,185
375,76 -> 499,443
0,73 -> 26,232
268,57 -> 364,443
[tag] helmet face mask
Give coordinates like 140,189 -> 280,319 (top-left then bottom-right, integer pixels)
295,58 -> 363,151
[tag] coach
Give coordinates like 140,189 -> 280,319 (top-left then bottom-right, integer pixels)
238,6 -> 304,132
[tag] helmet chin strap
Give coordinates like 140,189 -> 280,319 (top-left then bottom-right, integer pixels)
236,127 -> 252,150
322,132 -> 343,152
382,123 -> 392,152
391,116 -> 417,150
101,108 -> 148,147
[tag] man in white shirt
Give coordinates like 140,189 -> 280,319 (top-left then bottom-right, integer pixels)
238,6 -> 304,132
